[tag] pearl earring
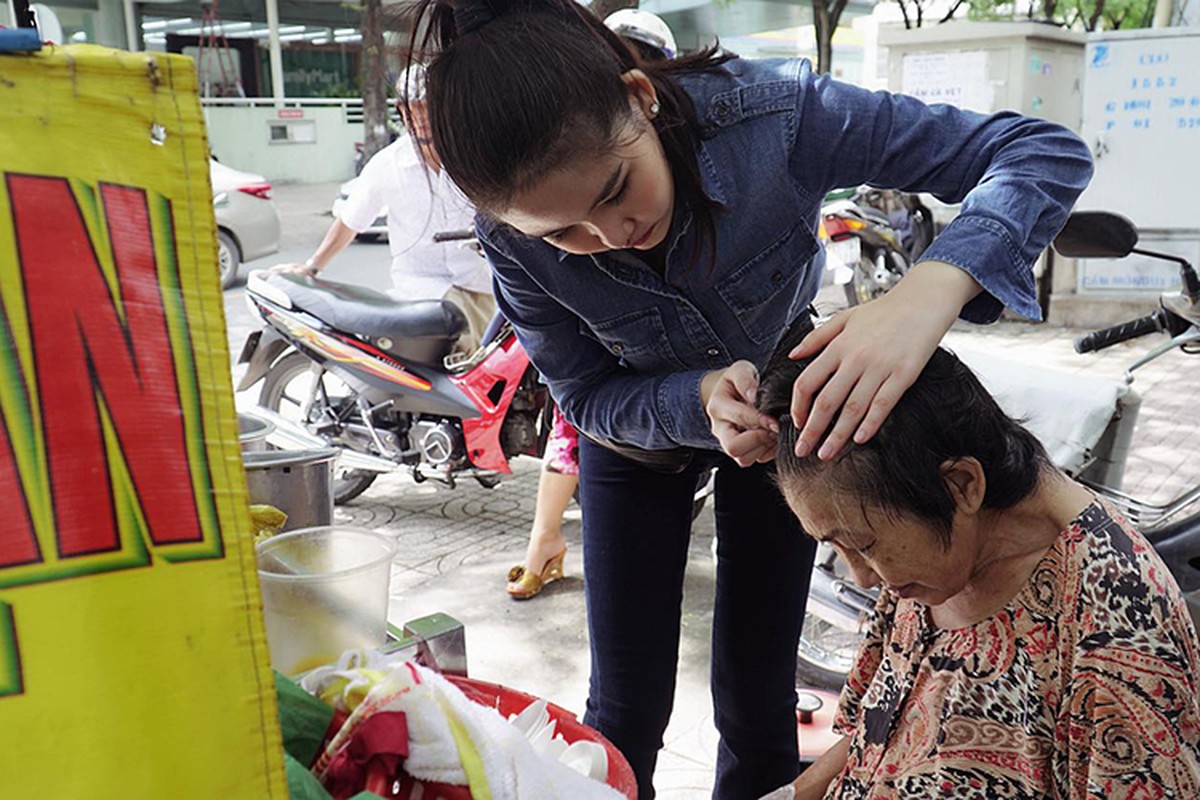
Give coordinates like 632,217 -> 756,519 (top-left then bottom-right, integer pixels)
650,101 -> 660,116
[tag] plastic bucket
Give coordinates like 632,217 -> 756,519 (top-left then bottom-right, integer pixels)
256,526 -> 398,677
243,447 -> 337,531
237,412 -> 275,452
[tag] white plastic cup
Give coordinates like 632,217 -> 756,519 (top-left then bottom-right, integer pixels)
256,525 -> 397,677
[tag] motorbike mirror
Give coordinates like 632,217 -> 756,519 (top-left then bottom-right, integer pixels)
1053,211 -> 1138,259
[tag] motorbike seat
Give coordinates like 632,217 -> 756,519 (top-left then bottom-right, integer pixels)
269,273 -> 468,365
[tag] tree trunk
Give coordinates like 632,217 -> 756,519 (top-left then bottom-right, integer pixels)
812,0 -> 849,74
813,1 -> 832,74
361,0 -> 390,164
589,0 -> 637,22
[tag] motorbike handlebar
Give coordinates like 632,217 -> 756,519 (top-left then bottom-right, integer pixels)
433,229 -> 476,243
1074,308 -> 1167,354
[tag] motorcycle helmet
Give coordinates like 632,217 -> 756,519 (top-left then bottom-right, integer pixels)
603,9 -> 677,60
396,63 -> 426,103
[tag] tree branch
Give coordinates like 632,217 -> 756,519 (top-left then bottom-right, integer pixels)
938,0 -> 968,23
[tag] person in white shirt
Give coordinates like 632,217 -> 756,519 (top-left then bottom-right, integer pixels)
280,66 -> 495,354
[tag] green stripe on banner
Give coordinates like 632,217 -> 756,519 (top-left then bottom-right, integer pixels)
0,602 -> 22,697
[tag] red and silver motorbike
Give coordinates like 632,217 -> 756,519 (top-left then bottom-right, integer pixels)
819,187 -> 934,307
237,249 -> 550,504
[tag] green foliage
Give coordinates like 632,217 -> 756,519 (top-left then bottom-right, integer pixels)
964,0 -> 1156,30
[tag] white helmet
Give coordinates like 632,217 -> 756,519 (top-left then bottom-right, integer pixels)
396,63 -> 427,103
604,9 -> 676,59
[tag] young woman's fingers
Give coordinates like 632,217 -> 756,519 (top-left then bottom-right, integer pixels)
793,364 -> 858,457
815,368 -> 887,460
722,428 -> 777,467
727,360 -> 762,405
789,309 -> 848,359
852,371 -> 914,446
788,350 -> 841,454
708,362 -> 778,436
755,440 -> 780,464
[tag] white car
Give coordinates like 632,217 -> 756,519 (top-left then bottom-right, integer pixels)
211,159 -> 282,289
332,177 -> 388,241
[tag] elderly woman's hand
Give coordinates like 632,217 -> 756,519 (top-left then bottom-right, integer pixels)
789,261 -> 982,460
702,361 -> 780,466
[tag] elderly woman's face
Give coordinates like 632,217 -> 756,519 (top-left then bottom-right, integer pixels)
788,488 -> 978,607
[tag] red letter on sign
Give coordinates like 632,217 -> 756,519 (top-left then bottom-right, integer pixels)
8,176 -> 203,557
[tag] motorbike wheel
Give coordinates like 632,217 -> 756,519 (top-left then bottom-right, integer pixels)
795,612 -> 859,692
843,253 -> 884,307
258,351 -> 379,505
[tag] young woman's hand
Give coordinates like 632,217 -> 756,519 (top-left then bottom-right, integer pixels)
702,361 -> 780,466
788,261 -> 982,460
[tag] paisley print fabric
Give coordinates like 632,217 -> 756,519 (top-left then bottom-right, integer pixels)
827,502 -> 1200,799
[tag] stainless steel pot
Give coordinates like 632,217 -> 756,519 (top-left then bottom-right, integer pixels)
237,412 -> 275,452
243,448 -> 338,531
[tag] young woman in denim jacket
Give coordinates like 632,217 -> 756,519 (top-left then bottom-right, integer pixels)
403,1 -> 1093,797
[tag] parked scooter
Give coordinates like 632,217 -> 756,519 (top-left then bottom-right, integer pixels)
796,210 -> 1200,690
819,187 -> 934,307
237,259 -> 550,504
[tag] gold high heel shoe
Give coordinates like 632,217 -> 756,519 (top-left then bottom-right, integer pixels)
506,548 -> 566,600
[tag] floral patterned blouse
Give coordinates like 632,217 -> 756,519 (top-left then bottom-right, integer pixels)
827,502 -> 1200,799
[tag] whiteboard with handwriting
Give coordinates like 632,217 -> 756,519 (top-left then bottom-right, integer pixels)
1077,29 -> 1200,233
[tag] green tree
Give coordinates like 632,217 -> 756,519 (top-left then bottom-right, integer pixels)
893,0 -> 972,28
966,0 -> 1156,29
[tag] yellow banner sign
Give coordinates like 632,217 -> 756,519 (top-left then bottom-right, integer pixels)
0,45 -> 286,796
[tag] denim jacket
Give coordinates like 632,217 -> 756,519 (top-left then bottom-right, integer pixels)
477,57 -> 1093,452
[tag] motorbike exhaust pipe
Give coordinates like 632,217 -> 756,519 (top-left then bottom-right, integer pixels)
245,407 -> 398,474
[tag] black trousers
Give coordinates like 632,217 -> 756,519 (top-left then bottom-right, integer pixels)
578,437 -> 817,799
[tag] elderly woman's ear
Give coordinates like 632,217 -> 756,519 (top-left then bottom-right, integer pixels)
940,458 -> 986,516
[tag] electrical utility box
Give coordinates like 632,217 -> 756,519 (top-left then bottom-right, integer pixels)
879,22 -> 1087,129
1072,28 -> 1200,300
879,22 -> 1087,320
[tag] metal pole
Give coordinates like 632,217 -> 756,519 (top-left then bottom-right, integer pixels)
265,0 -> 285,105
123,0 -> 139,51
1153,0 -> 1175,26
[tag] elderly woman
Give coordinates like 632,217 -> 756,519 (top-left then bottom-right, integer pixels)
754,342 -> 1200,799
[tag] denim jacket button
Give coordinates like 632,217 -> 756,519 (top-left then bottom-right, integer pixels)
714,102 -> 731,119
771,270 -> 783,284
612,343 -> 624,355
706,347 -> 720,357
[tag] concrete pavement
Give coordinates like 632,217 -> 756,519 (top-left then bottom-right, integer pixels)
230,183 -> 1200,799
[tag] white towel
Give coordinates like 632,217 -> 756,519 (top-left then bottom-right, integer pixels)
309,656 -> 623,800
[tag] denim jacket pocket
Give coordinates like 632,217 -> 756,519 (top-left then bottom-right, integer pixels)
578,307 -> 687,373
715,224 -> 819,345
